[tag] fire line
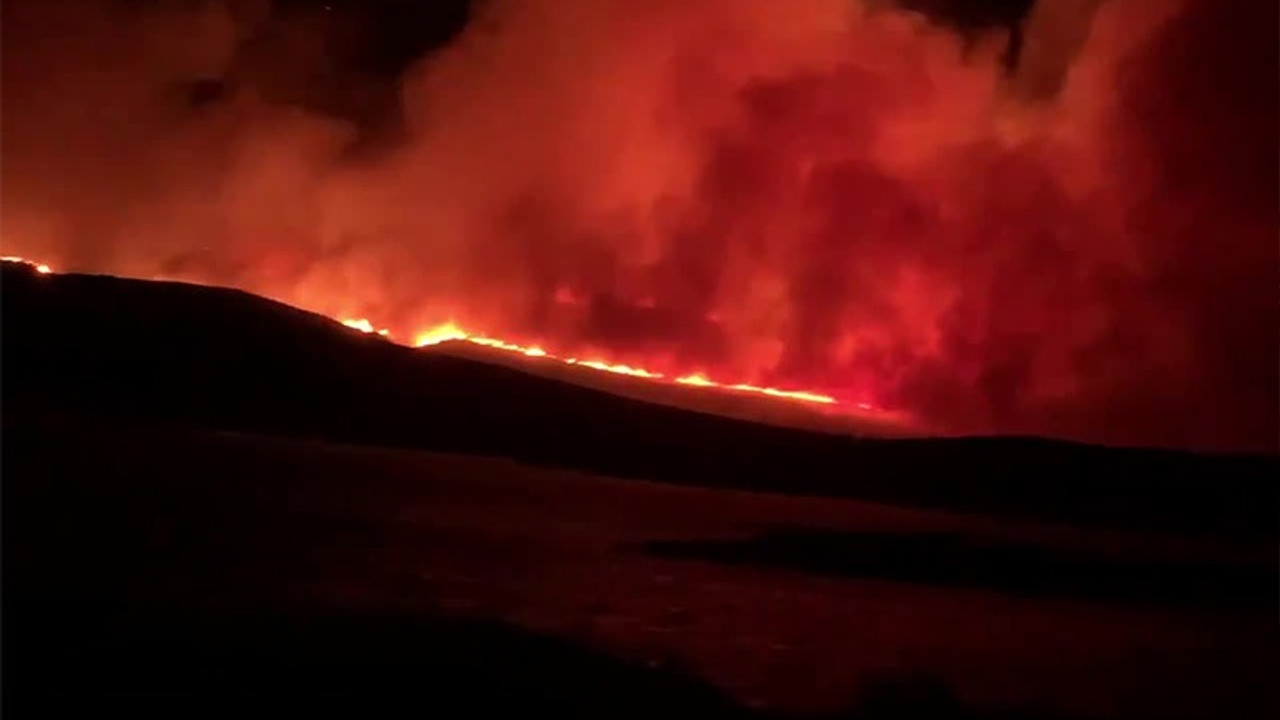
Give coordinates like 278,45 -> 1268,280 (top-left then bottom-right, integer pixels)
4,255 -> 870,410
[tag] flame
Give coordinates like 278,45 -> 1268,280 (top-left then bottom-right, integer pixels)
570,360 -> 664,379
413,322 -> 468,346
2,255 -> 52,274
3,255 -> 861,411
676,373 -> 716,387
341,317 -> 391,337
728,384 -> 837,405
412,321 -> 836,404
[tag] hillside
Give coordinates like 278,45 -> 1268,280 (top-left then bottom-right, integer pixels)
3,261 -> 1275,541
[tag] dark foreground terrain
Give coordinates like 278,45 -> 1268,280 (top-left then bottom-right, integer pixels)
3,264 -> 1276,540
3,262 -> 1278,718
6,416 -> 1275,719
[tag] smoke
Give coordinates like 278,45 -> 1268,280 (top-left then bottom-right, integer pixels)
2,0 -> 1275,451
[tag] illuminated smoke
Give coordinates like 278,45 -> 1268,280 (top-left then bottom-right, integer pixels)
1,0 -> 1275,451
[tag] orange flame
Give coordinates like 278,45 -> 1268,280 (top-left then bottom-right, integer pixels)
2,255 -> 52,274
3,255 -> 861,410
676,373 -> 716,387
413,321 -> 837,404
341,317 -> 391,337
569,360 -> 663,379
413,322 -> 468,346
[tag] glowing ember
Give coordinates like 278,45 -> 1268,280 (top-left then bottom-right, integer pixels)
2,256 -> 862,411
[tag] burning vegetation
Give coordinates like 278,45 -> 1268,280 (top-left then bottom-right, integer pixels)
5,254 -> 843,409
1,0 -> 1275,451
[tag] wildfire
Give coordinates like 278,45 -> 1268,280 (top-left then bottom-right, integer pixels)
341,318 -> 391,337
0,255 -> 856,410
406,321 -> 838,405
569,360 -> 663,379
2,255 -> 52,274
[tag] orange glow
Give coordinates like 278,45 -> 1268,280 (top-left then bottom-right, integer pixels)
412,321 -> 833,402
3,254 -> 855,410
4,0 -> 1275,453
571,360 -> 664,379
339,310 -> 851,405
676,374 -> 715,387
413,322 -> 468,347
341,317 -> 391,337
728,384 -> 837,405
2,255 -> 52,274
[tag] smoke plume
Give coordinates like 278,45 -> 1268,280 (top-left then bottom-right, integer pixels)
2,0 -> 1276,451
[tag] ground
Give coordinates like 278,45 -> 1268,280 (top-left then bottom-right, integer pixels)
4,264 -> 1275,718
5,414 -> 1273,719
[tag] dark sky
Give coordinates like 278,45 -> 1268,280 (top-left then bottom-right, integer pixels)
274,0 -> 473,75
220,0 -> 1045,143
270,0 -> 1037,79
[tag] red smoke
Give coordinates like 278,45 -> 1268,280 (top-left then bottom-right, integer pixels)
2,0 -> 1275,451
